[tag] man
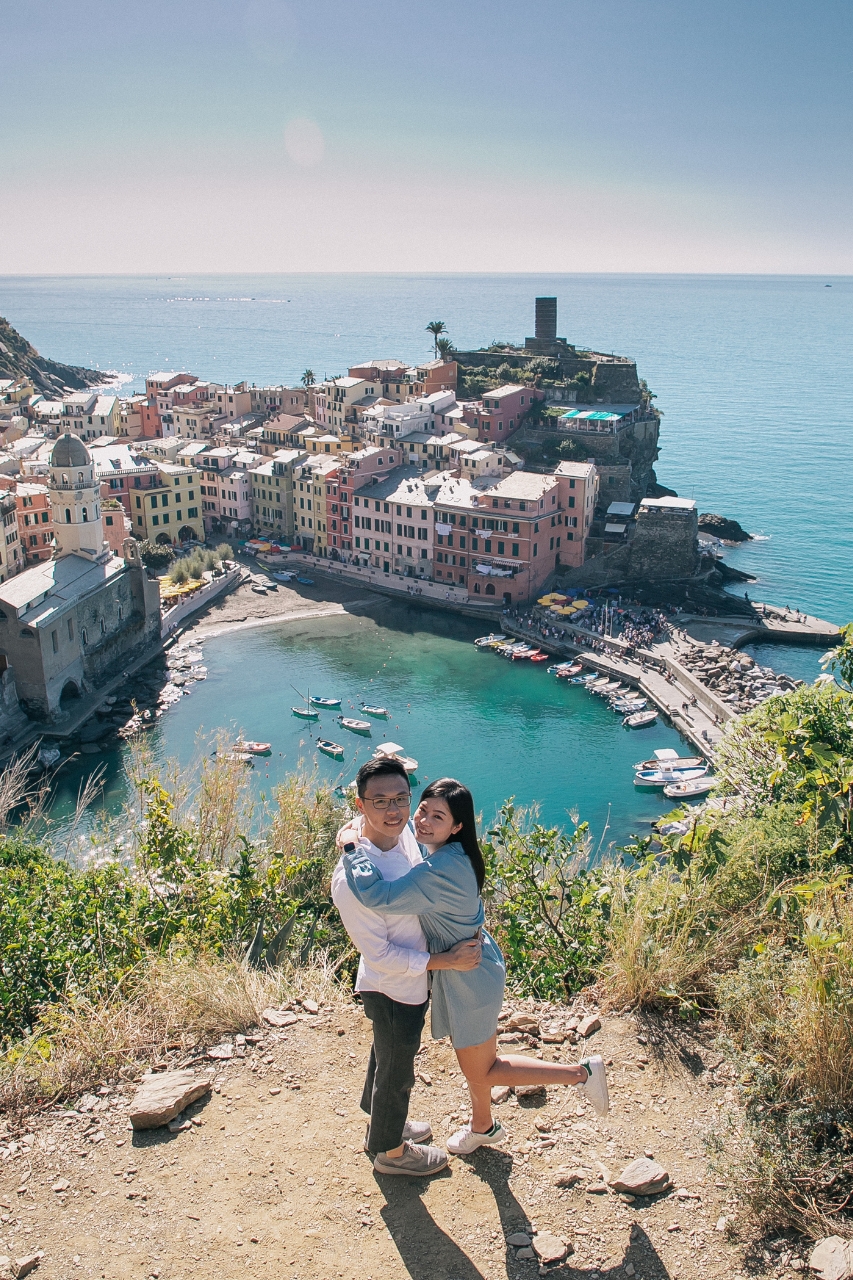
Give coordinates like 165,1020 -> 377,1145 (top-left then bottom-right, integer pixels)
331,757 -> 480,1176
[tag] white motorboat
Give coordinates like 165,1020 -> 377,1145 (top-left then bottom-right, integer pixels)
624,710 -> 658,729
474,634 -> 507,648
634,765 -> 708,789
664,777 -> 717,799
373,742 -> 419,773
635,750 -> 705,771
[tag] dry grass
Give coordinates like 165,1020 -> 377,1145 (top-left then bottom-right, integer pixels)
600,866 -> 761,1014
0,953 -> 347,1114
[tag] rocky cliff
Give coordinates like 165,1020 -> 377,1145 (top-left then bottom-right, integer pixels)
0,316 -> 107,396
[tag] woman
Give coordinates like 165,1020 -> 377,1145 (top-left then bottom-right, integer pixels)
342,778 -> 609,1155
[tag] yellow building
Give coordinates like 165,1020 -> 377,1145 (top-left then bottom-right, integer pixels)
249,449 -> 303,542
130,462 -> 204,545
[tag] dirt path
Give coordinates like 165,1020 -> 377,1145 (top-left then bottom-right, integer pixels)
0,998 -> 795,1280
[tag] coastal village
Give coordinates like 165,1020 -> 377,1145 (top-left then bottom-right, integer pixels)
0,299 -> 836,759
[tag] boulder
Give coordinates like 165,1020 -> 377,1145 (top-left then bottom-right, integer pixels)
515,1084 -> 547,1100
577,1014 -> 601,1037
261,1008 -> 298,1028
506,1233 -> 532,1247
532,1233 -> 571,1265
809,1237 -> 853,1280
491,1085 -> 512,1104
129,1071 -> 212,1130
611,1157 -> 671,1197
11,1255 -> 43,1279
506,1013 -> 540,1035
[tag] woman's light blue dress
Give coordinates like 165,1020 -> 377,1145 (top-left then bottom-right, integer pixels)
343,841 -> 506,1050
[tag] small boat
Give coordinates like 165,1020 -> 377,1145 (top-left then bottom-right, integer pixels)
310,696 -> 342,708
634,766 -> 708,789
317,740 -> 345,760
530,652 -> 550,662
234,740 -> 272,755
664,777 -> 716,799
218,751 -> 254,766
361,704 -> 390,718
552,662 -> 583,678
273,571 -> 296,582
339,717 -> 372,735
635,750 -> 705,771
612,698 -> 647,713
474,634 -> 507,648
296,576 -> 314,585
251,584 -> 268,594
292,706 -> 319,720
373,742 -> 419,773
592,680 -> 620,695
624,710 -> 659,729
511,647 -> 539,660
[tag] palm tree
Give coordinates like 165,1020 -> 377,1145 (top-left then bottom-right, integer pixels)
426,321 -> 447,357
301,369 -> 315,387
436,337 -> 454,362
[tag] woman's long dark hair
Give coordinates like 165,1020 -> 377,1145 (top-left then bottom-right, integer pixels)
419,778 -> 485,891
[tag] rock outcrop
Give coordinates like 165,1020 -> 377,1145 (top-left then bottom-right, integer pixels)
697,513 -> 752,543
0,316 -> 107,396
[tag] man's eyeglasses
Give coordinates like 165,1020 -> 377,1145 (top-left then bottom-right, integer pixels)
362,794 -> 412,812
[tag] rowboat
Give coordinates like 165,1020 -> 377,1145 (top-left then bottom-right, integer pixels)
635,751 -> 705,771
273,571 -> 296,582
664,777 -> 716,799
612,698 -> 647,713
292,706 -> 319,720
594,681 -> 623,696
317,740 -> 345,760
233,740 -> 272,755
296,576 -> 314,585
510,647 -> 539,660
474,634 -> 507,648
310,696 -> 342,708
529,652 -> 550,662
339,717 -> 372,734
373,742 -> 419,774
623,710 -> 659,729
634,766 -> 708,789
251,584 -> 268,594
361,704 -> 390,718
218,751 -> 254,766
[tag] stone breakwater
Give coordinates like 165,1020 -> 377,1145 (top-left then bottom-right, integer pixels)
676,640 -> 801,716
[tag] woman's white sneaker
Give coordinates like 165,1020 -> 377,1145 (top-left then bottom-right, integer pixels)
577,1055 -> 610,1117
447,1121 -> 506,1155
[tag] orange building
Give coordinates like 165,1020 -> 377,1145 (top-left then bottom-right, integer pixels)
13,482 -> 53,564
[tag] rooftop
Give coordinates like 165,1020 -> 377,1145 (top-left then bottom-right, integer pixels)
483,471 -> 557,501
639,496 -> 697,512
0,552 -> 125,625
555,460 -> 597,479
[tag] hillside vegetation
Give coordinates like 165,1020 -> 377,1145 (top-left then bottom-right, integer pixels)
0,315 -> 107,396
1,625 -> 852,1241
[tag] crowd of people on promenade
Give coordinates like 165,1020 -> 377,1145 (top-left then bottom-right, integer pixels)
503,598 -> 678,658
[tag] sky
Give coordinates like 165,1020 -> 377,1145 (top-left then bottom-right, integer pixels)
1,0 -> 852,274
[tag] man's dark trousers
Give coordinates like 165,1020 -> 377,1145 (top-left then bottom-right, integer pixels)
360,990 -> 429,1156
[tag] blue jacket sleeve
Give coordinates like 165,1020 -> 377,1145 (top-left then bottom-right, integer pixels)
342,850 -> 440,915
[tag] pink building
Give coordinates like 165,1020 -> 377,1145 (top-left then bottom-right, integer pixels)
461,384 -> 544,444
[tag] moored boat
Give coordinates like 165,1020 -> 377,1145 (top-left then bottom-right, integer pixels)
634,765 -> 708,788
310,695 -> 342,708
218,751 -> 255,766
296,576 -> 314,585
612,697 -> 647,713
474,634 -> 507,648
317,740 -> 345,760
634,750 -> 705,771
373,742 -> 419,774
339,717 -> 372,734
664,777 -> 716,799
623,710 -> 659,729
361,704 -> 390,718
233,740 -> 272,755
292,706 -> 319,720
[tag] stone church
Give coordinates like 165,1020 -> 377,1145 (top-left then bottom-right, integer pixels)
0,434 -> 161,720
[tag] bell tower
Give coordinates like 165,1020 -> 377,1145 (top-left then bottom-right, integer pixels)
48,434 -> 108,561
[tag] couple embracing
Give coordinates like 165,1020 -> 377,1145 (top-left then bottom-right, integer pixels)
331,757 -> 609,1177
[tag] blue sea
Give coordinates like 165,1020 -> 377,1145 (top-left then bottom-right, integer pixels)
1,273 -> 848,834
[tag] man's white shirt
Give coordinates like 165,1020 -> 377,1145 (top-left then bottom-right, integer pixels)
331,823 -> 430,1005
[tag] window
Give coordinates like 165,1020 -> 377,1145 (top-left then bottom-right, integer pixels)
100,618 -> 107,635
568,496 -> 575,508
51,630 -> 58,653
152,515 -> 159,525
41,511 -> 49,523
533,543 -> 538,557
65,509 -> 71,523
497,541 -> 505,555
81,627 -> 88,645
512,543 -> 519,557
67,618 -> 74,641
105,515 -> 113,526
569,478 -> 576,489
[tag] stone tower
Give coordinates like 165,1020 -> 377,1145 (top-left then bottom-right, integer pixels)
49,433 -> 108,561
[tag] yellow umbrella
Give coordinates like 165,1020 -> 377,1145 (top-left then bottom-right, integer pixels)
573,599 -> 589,609
538,596 -> 554,605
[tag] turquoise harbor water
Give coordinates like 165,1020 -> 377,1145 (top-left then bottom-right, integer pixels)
47,603 -> 686,847
2,273 -> 849,834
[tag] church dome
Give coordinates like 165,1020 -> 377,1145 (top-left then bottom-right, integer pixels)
50,433 -> 92,469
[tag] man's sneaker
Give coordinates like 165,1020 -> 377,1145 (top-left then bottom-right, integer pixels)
373,1141 -> 449,1177
363,1118 -> 432,1153
447,1121 -> 506,1155
577,1054 -> 610,1117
